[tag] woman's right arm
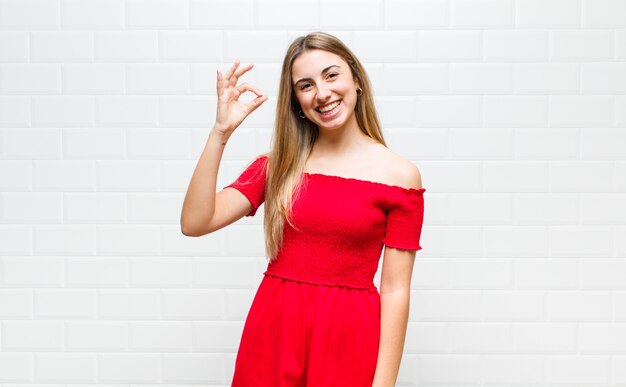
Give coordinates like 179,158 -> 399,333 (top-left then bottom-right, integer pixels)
180,127 -> 248,237
180,60 -> 268,237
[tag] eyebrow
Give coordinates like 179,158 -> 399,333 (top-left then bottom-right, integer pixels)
294,65 -> 341,86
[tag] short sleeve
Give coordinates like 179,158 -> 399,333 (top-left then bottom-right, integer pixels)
223,155 -> 268,217
382,188 -> 426,250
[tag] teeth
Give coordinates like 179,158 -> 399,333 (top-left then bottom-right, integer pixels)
318,100 -> 340,113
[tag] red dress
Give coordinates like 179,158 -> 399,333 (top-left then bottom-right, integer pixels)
224,154 -> 426,387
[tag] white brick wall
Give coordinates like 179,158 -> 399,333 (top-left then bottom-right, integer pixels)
0,0 -> 625,386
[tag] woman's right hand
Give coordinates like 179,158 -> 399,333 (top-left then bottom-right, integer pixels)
213,59 -> 268,136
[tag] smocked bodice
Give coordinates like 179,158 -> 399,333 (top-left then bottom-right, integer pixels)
224,155 -> 425,293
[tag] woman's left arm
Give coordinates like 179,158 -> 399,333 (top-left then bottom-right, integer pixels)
371,247 -> 416,387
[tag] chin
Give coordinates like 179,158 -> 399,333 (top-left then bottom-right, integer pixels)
318,116 -> 349,130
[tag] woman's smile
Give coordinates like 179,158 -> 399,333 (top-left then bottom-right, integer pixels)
316,99 -> 343,120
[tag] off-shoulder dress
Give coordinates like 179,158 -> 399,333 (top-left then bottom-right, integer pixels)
223,154 -> 425,387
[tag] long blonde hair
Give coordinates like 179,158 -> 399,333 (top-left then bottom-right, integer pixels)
263,31 -> 387,262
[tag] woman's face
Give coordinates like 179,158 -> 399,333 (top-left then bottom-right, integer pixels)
291,49 -> 360,130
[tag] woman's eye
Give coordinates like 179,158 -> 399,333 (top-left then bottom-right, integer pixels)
299,73 -> 338,90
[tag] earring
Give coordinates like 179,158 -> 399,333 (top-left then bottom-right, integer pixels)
298,109 -> 306,118
356,87 -> 362,96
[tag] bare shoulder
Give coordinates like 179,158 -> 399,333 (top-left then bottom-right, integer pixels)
380,147 -> 422,190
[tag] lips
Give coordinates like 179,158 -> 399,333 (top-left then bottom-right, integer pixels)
316,100 -> 343,120
316,99 -> 341,112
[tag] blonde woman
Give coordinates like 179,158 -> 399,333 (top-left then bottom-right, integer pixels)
181,31 -> 425,387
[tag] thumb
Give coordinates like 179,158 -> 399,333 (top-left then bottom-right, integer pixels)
245,94 -> 268,113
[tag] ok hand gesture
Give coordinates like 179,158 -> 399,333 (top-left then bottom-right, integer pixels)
213,59 -> 268,136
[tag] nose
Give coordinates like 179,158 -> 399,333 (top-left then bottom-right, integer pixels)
315,83 -> 332,103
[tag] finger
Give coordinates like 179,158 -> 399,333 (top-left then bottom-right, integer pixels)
216,69 -> 222,93
244,94 -> 269,113
229,63 -> 253,88
236,82 -> 263,97
223,59 -> 240,82
232,63 -> 254,81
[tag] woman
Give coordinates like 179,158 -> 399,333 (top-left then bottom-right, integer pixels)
181,31 -> 425,387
